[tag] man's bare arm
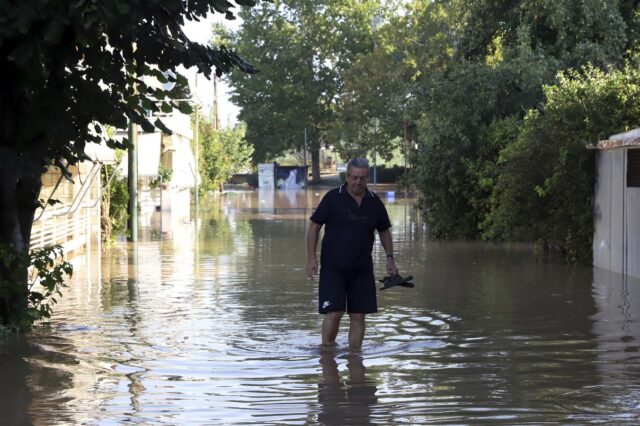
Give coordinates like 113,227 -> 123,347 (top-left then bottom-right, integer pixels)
306,222 -> 322,277
379,228 -> 399,276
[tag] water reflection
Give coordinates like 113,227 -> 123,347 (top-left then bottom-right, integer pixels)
317,351 -> 378,425
1,190 -> 639,424
590,269 -> 640,420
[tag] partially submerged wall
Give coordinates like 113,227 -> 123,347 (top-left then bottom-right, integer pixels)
593,129 -> 640,278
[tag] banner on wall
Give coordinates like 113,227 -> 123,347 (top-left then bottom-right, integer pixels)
276,166 -> 307,189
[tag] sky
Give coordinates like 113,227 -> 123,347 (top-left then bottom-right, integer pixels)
182,12 -> 242,127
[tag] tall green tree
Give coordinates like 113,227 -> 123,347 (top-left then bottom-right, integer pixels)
0,0 -> 260,327
410,0 -> 633,242
330,13 -> 410,162
332,0 -> 462,161
220,0 -> 383,180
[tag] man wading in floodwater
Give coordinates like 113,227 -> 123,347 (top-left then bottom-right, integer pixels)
306,158 -> 399,349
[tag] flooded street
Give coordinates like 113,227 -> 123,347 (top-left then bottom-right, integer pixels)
2,189 -> 640,424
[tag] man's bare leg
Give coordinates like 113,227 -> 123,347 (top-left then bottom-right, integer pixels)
348,313 -> 365,349
322,311 -> 344,346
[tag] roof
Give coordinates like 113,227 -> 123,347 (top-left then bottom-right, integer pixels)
595,128 -> 640,150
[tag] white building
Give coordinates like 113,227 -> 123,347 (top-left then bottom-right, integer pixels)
593,128 -> 640,278
117,111 -> 199,234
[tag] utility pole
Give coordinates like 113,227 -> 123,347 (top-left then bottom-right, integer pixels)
194,77 -> 200,215
303,127 -> 308,186
127,43 -> 139,242
373,118 -> 378,188
372,13 -> 382,189
127,120 -> 138,242
403,120 -> 408,169
213,75 -> 220,130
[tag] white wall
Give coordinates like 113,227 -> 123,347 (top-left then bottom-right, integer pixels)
628,183 -> 640,278
593,148 -> 640,278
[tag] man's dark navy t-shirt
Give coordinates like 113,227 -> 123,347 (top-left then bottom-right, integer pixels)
310,184 -> 392,271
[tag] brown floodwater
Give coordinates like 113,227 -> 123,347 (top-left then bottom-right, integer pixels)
1,189 -> 639,425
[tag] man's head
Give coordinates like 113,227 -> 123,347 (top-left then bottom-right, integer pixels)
346,157 -> 369,195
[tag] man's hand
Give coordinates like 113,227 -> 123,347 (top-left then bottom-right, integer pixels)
306,257 -> 318,278
386,257 -> 399,276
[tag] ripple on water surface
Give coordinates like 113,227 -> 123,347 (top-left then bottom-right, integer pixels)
4,195 -> 640,424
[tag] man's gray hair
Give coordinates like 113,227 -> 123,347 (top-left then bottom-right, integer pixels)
347,157 -> 369,171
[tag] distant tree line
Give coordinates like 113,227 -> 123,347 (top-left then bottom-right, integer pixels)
221,0 -> 640,263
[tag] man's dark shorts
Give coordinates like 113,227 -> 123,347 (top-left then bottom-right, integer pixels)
318,268 -> 377,314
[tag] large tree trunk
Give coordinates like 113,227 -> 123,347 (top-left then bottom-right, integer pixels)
0,168 -> 29,325
16,165 -> 42,247
311,147 -> 320,182
310,137 -> 321,182
0,168 -> 26,252
0,160 -> 43,326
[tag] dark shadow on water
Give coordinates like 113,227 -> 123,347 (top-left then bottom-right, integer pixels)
0,336 -> 33,426
0,333 -> 79,426
317,350 -> 378,425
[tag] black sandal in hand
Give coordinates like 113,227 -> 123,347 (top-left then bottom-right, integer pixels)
378,274 -> 415,290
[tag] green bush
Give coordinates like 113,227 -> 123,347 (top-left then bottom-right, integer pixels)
101,172 -> 129,245
158,164 -> 173,183
484,65 -> 640,263
100,150 -> 129,245
198,120 -> 254,192
0,244 -> 72,332
338,166 -> 407,184
369,166 -> 407,183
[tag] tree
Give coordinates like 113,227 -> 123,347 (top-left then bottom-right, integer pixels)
409,0 -> 633,241
414,55 -> 558,238
332,0 -> 461,162
484,65 -> 640,263
198,120 -> 253,192
454,0 -> 629,66
220,0 -> 382,181
100,154 -> 129,246
0,0 -> 260,328
330,21 -> 411,162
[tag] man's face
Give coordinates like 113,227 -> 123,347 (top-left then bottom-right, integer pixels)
346,167 -> 368,195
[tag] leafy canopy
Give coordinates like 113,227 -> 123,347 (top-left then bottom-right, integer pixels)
0,0 -> 260,173
408,0 -> 634,246
484,65 -> 640,263
218,0 -> 385,164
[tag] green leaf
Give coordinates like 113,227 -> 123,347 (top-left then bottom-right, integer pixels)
160,102 -> 173,113
175,102 -> 193,115
116,1 -> 130,15
154,118 -> 173,135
